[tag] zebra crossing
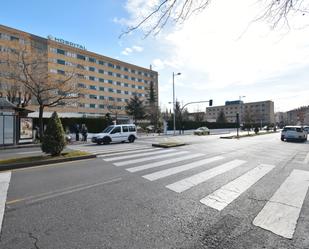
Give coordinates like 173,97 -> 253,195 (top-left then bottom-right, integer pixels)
67,143 -> 152,155
101,147 -> 309,239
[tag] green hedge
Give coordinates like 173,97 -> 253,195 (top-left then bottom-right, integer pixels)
33,117 -> 114,133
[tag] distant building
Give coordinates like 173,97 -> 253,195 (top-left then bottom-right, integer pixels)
275,112 -> 288,127
206,100 -> 275,125
286,106 -> 309,125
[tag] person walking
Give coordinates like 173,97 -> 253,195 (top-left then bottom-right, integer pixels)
81,124 -> 88,142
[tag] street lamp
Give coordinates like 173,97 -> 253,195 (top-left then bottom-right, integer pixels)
173,72 -> 181,135
239,95 -> 246,125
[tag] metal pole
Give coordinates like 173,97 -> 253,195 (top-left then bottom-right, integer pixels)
173,72 -> 176,136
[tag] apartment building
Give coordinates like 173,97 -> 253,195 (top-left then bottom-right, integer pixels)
0,24 -> 158,120
206,100 -> 275,125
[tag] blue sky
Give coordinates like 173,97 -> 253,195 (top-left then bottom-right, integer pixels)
1,0 -> 309,112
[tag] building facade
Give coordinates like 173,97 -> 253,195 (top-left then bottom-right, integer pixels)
286,106 -> 309,125
206,100 -> 275,125
0,24 -> 158,120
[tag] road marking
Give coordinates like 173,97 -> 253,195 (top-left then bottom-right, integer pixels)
6,177 -> 122,206
0,171 -> 11,234
166,159 -> 246,193
103,149 -> 176,162
253,169 -> 309,239
127,153 -> 205,173
97,148 -> 159,157
200,164 -> 275,211
114,151 -> 190,166
16,150 -> 42,155
304,152 -> 309,164
143,156 -> 224,181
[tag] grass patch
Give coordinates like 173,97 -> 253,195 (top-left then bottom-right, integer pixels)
0,150 -> 90,165
220,131 -> 279,139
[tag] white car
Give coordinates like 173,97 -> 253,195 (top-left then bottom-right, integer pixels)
91,124 -> 137,145
281,126 -> 307,142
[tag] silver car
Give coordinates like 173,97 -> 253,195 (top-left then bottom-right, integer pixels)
281,126 -> 307,142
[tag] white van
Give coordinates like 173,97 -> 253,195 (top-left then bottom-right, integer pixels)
91,124 -> 137,145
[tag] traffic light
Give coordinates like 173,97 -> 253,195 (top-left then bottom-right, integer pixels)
209,99 -> 213,106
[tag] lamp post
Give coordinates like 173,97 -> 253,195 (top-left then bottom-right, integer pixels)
239,95 -> 246,125
173,72 -> 181,135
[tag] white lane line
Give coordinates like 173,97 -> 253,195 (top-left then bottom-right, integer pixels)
143,156 -> 224,181
304,153 -> 309,164
16,150 -> 42,155
114,151 -> 190,166
103,149 -> 176,162
81,147 -> 149,154
0,172 -> 11,234
200,164 -> 275,211
98,148 -> 159,157
166,159 -> 246,193
127,153 -> 205,173
253,169 -> 309,239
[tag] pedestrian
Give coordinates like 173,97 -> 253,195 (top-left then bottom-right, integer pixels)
75,124 -> 80,141
81,124 -> 88,142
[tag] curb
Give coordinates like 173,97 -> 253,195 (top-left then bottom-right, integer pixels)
0,154 -> 97,172
0,144 -> 41,150
152,143 -> 186,148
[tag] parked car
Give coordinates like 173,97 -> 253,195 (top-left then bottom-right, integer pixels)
194,127 -> 210,135
303,126 -> 309,134
281,126 -> 307,142
91,124 -> 137,145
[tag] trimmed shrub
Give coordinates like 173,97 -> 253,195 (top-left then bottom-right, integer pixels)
41,112 -> 66,156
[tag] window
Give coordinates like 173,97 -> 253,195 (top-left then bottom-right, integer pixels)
124,83 -> 129,87
90,85 -> 97,90
129,126 -> 136,132
109,97 -> 115,101
111,127 -> 121,134
90,104 -> 96,108
98,69 -> 104,74
116,65 -> 121,69
89,76 -> 95,81
138,86 -> 143,90
144,72 -> 148,77
99,95 -> 104,100
108,71 -> 113,76
57,69 -> 65,75
99,104 -> 104,109
124,91 -> 129,95
89,67 -> 95,72
122,126 -> 129,132
116,82 -> 121,86
131,77 -> 136,81
78,83 -> 86,88
99,87 -> 104,91
131,69 -> 136,74
117,98 -> 122,102
117,106 -> 122,110
116,73 -> 121,78
98,60 -> 104,65
89,57 -> 96,63
138,71 -> 142,75
124,67 -> 128,72
57,49 -> 65,55
99,78 -> 105,83
131,85 -> 135,89
116,90 -> 121,94
124,75 -> 129,79
89,94 -> 97,99
108,63 -> 114,68
79,103 -> 85,108
57,59 -> 65,65
108,80 -> 113,84
77,54 -> 86,60
138,79 -> 142,82
10,36 -> 19,41
108,88 -> 114,93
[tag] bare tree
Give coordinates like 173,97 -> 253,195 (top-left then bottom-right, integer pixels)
120,0 -> 308,37
0,45 -> 79,139
104,96 -> 124,124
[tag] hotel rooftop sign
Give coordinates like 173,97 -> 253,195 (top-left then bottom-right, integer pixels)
47,35 -> 86,50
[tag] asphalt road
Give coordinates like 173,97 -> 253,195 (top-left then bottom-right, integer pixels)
0,132 -> 309,249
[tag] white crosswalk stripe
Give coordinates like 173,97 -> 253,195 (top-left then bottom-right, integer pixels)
114,151 -> 190,167
0,172 -> 11,235
253,169 -> 309,239
200,164 -> 275,211
98,148 -> 160,157
166,159 -> 246,193
127,153 -> 205,173
103,149 -> 177,162
143,156 -> 224,181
